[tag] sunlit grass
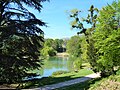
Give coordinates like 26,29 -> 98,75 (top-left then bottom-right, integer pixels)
54,68 -> 93,78
22,68 -> 93,89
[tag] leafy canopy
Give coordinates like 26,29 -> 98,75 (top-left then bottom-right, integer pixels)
66,35 -> 82,57
0,0 -> 48,83
93,1 -> 120,76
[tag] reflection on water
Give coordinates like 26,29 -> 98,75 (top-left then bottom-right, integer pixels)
34,56 -> 73,79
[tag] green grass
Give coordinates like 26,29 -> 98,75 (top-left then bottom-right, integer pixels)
22,68 -> 93,89
54,68 -> 93,78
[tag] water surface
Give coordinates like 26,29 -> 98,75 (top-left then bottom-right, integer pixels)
34,56 -> 73,79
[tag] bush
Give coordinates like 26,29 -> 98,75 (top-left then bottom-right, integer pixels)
52,71 -> 69,76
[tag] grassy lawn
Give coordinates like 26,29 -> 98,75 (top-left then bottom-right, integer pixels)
22,68 -> 93,89
53,68 -> 93,78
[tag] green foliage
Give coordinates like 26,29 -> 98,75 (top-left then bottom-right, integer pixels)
69,1 -> 120,77
52,71 -> 69,76
41,39 -> 57,56
54,39 -> 64,52
69,5 -> 99,73
44,39 -> 54,47
41,38 -> 67,56
66,35 -> 82,57
116,69 -> 120,75
48,47 -> 57,56
69,5 -> 98,35
0,0 -> 48,83
41,46 -> 56,56
80,36 -> 89,62
93,1 -> 120,76
73,58 -> 82,71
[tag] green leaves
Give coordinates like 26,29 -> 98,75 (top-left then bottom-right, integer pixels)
93,1 -> 120,76
0,0 -> 48,83
69,1 -> 120,77
66,35 -> 82,57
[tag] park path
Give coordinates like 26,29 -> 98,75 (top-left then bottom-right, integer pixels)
25,73 -> 100,90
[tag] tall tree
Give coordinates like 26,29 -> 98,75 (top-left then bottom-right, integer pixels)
69,5 -> 99,72
0,0 -> 48,83
66,35 -> 82,57
93,1 -> 120,76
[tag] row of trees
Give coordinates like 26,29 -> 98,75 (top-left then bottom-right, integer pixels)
69,1 -> 120,76
41,38 -> 67,56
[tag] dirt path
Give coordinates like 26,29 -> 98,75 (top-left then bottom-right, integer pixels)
26,73 -> 100,90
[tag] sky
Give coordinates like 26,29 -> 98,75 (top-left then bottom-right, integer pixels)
33,0 -> 114,39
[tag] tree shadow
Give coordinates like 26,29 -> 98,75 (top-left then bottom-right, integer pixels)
21,74 -> 102,90
81,77 -> 102,90
22,74 -> 84,89
54,77 -> 102,90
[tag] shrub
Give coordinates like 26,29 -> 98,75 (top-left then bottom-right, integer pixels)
52,71 -> 69,76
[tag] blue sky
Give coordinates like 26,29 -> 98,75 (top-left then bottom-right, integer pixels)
34,0 -> 114,39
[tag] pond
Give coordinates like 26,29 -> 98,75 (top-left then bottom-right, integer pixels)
30,56 -> 74,79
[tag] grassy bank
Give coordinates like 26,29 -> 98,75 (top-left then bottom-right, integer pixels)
22,68 -> 93,89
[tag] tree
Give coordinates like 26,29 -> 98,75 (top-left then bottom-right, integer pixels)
0,0 -> 48,83
68,5 -> 101,74
66,36 -> 83,71
73,57 -> 82,72
53,39 -> 64,52
44,39 -> 54,47
41,39 -> 57,56
41,46 -> 56,56
69,6 -> 98,71
93,1 -> 120,76
66,35 -> 82,57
